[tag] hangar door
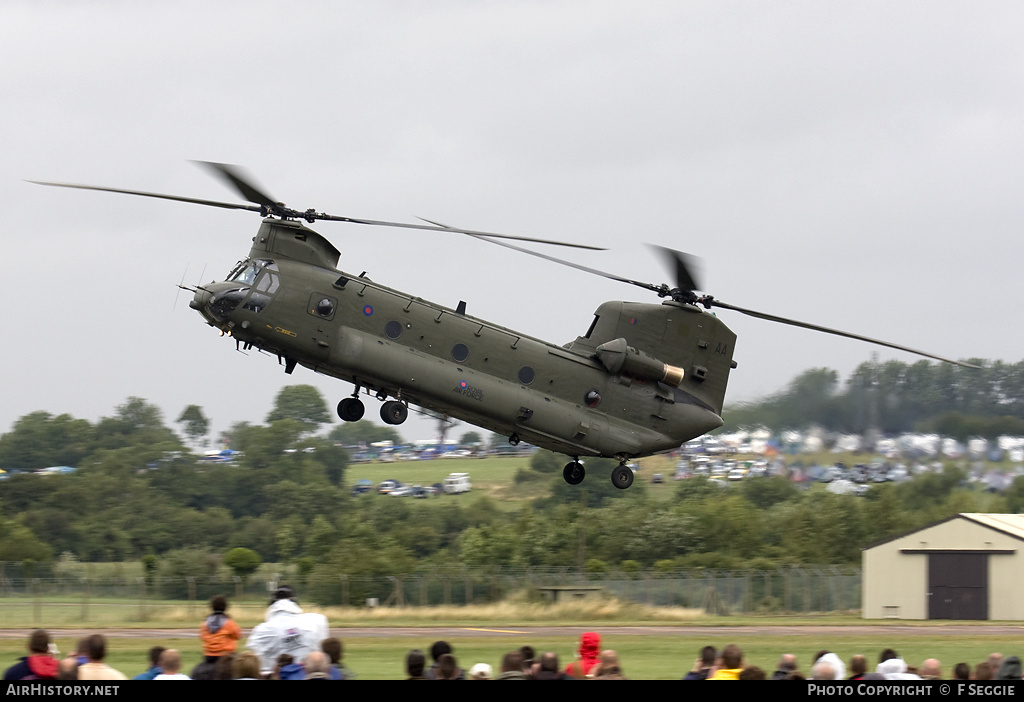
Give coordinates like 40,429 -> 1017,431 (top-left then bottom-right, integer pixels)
927,552 -> 987,620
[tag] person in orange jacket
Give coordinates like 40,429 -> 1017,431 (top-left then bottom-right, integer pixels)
200,595 -> 242,662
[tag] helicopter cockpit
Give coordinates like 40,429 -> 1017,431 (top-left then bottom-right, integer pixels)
197,259 -> 283,323
228,258 -> 278,286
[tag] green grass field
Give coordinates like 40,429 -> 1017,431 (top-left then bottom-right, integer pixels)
345,454 -> 682,507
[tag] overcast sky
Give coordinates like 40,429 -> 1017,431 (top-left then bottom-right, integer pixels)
3,1 -> 1022,445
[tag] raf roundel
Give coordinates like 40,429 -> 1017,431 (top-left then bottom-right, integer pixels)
363,305 -> 374,316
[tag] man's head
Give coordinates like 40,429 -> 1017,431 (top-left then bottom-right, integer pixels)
721,644 -> 742,669
437,653 -> 458,680
86,635 -> 106,663
700,645 -> 717,667
406,650 -> 426,678
777,653 -> 798,672
270,585 -> 296,605
920,659 -> 942,678
233,651 -> 261,680
501,650 -> 524,673
28,630 -> 49,655
147,646 -> 166,668
519,645 -> 535,671
158,649 -> 182,675
304,651 -> 330,678
57,657 -> 77,681
540,651 -> 559,673
210,595 -> 227,613
321,637 -> 342,665
430,641 -> 452,663
812,659 -> 836,680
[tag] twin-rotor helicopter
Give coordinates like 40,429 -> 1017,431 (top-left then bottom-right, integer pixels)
33,163 -> 974,490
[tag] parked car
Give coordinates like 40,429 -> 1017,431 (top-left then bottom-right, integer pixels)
351,479 -> 373,495
377,480 -> 401,494
443,473 -> 472,494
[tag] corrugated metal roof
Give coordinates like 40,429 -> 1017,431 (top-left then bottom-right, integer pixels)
960,513 -> 1024,541
863,513 -> 1024,550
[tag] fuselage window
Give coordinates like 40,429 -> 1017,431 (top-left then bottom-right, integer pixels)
518,366 -> 535,385
452,343 -> 469,363
584,389 -> 601,408
315,297 -> 336,318
385,321 -> 403,339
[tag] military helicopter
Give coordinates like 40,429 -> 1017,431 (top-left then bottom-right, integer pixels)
33,163 -> 975,490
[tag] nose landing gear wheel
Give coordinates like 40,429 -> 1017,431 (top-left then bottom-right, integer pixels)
611,464 -> 634,490
337,397 -> 365,422
563,461 -> 585,485
380,400 -> 409,425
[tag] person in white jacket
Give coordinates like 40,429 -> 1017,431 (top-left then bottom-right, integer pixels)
246,586 -> 330,676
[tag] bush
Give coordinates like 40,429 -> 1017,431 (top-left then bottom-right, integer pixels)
223,547 -> 262,580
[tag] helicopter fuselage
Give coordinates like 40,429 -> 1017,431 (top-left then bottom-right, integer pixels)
191,219 -> 737,462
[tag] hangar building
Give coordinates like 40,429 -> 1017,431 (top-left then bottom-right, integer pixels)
862,513 -> 1024,620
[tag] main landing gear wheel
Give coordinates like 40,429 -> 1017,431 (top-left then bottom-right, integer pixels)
337,397 -> 364,422
611,464 -> 634,490
380,400 -> 408,425
563,461 -> 585,486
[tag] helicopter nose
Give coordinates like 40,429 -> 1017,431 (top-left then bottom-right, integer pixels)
189,288 -> 210,311
189,288 -> 215,323
190,284 -> 248,324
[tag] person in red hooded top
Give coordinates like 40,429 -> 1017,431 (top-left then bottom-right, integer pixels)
4,630 -> 57,680
564,632 -> 601,679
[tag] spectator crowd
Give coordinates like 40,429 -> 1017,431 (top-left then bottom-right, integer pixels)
3,586 -> 1020,681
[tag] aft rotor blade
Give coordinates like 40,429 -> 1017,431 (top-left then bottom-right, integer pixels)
27,181 -> 263,213
650,245 -> 702,294
707,298 -> 979,368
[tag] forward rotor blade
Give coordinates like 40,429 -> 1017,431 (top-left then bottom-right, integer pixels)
27,181 -> 263,213
425,219 -> 662,291
707,298 -> 979,368
193,161 -> 279,209
411,217 -> 604,251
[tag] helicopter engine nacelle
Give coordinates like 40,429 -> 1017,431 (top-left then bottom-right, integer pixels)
594,337 -> 685,387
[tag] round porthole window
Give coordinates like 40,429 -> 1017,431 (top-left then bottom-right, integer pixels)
385,321 -> 403,339
452,343 -> 469,363
316,298 -> 335,317
584,389 -> 601,408
518,366 -> 535,385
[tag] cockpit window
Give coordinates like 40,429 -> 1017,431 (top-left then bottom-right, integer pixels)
256,269 -> 280,294
229,259 -> 277,285
225,260 -> 280,314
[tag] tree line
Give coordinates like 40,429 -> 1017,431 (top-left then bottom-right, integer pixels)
723,358 -> 1024,438
0,378 -> 1021,604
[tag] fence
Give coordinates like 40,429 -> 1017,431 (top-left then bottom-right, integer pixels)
0,566 -> 861,625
